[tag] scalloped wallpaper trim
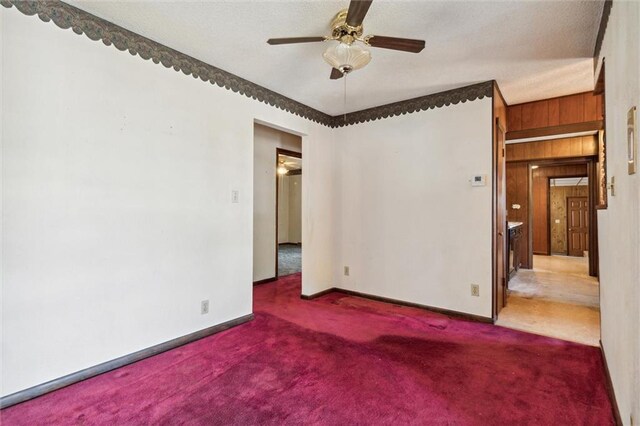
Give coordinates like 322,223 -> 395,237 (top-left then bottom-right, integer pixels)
1,0 -> 493,128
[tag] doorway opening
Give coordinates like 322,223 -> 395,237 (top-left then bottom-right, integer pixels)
498,160 -> 600,346
276,149 -> 302,277
252,123 -> 302,285
550,177 -> 589,257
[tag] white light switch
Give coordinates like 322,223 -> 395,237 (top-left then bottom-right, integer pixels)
555,219 -> 560,224
231,190 -> 239,203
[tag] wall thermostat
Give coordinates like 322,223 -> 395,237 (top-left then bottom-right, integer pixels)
470,175 -> 487,187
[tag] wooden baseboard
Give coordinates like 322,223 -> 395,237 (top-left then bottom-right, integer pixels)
0,313 -> 254,409
302,287 -> 493,324
300,287 -> 335,300
599,340 -> 623,425
253,277 -> 277,286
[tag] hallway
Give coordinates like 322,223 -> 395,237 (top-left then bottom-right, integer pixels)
497,255 -> 600,346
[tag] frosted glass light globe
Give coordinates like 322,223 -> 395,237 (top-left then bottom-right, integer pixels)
323,42 -> 372,74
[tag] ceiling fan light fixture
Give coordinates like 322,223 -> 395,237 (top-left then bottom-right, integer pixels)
322,42 -> 371,74
277,161 -> 288,175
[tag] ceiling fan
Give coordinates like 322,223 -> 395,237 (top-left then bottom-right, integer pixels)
267,0 -> 425,80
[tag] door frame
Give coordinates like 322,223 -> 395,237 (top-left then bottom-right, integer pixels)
493,117 -> 507,318
275,148 -> 302,278
545,173 -> 588,256
525,157 -> 598,276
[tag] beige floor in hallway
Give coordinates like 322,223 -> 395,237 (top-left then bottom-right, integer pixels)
496,255 -> 600,346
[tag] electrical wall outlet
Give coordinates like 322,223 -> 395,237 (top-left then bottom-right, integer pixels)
231,190 -> 239,203
471,284 -> 480,297
201,300 -> 209,315
344,266 -> 350,276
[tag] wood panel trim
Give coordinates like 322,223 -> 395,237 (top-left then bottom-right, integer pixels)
600,341 -> 623,426
277,148 -> 303,159
492,81 -> 508,319
253,277 -> 277,286
300,288 -> 335,300
588,160 -> 600,277
0,313 -> 255,409
302,287 -> 494,324
507,137 -> 598,163
506,121 -> 603,140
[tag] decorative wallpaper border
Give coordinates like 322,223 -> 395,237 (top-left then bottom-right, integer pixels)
0,0 -> 334,126
1,0 -> 492,128
329,81 -> 493,127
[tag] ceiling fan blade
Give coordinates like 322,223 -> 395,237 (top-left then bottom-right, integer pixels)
267,37 -> 326,45
367,35 -> 425,53
330,68 -> 344,80
346,0 -> 373,27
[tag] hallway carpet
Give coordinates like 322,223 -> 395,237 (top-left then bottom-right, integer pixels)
1,274 -> 613,425
277,244 -> 301,276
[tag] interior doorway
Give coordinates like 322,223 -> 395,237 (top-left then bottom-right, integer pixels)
549,177 -> 590,258
276,149 -> 302,277
498,160 -> 600,346
252,123 -> 302,285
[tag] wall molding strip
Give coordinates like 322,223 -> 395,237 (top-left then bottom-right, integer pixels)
0,0 -> 493,128
0,313 -> 255,409
330,81 -> 494,127
0,0 -> 335,126
302,287 -> 494,324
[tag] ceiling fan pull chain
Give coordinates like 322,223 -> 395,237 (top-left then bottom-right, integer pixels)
344,72 -> 348,123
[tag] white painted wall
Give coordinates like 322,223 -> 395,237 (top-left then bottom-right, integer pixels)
253,124 -> 301,281
277,174 -> 302,245
596,1 -> 640,423
0,4 -> 4,398
287,175 -> 302,244
277,175 -> 290,243
0,9 -> 334,396
331,99 -> 494,318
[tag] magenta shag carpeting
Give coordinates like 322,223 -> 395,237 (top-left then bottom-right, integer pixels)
1,273 -> 614,424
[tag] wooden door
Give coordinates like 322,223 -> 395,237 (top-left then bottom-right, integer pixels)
567,196 -> 589,256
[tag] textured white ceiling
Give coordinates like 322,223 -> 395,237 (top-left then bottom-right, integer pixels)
66,0 -> 604,115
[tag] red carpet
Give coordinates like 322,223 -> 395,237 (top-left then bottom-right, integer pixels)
1,273 -> 613,425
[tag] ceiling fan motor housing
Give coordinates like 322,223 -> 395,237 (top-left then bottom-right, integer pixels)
330,9 -> 364,43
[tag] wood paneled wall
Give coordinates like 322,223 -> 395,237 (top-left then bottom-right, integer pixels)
550,185 -> 589,254
506,135 -> 597,162
507,92 -> 603,132
506,162 -> 531,268
505,136 -> 597,267
532,164 -> 588,255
